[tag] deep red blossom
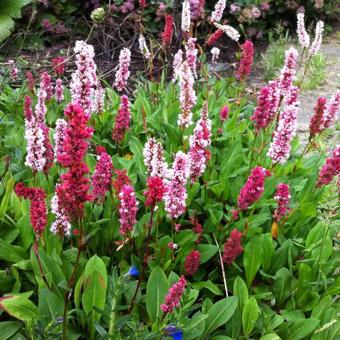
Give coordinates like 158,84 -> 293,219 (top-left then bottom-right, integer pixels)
162,15 -> 174,47
26,72 -> 35,93
273,183 -> 291,221
237,40 -> 254,81
161,276 -> 186,314
237,166 -> 271,211
220,105 -> 229,122
222,229 -> 243,265
144,176 -> 165,207
52,57 -> 66,76
57,103 -> 93,220
316,146 -> 340,187
207,28 -> 224,46
57,103 -> 93,167
41,123 -> 54,174
190,217 -> 203,243
15,183 -> 47,237
139,0 -> 146,8
309,97 -> 327,137
92,151 -> 113,201
112,95 -> 131,142
184,250 -> 200,275
24,96 -> 33,121
113,168 -> 131,195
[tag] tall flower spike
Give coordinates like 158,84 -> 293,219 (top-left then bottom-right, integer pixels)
189,0 -> 205,20
50,186 -> 71,236
164,151 -> 190,219
214,23 -> 240,41
172,50 -> 183,82
162,14 -> 174,47
161,276 -> 186,314
309,21 -> 324,57
237,40 -> 254,81
41,123 -> 54,174
316,146 -> 340,187
138,34 -> 151,60
15,183 -> 47,238
273,183 -> 291,222
112,95 -> 131,142
143,137 -> 168,178
251,81 -> 280,131
268,86 -> 299,164
237,166 -> 271,211
211,0 -> 226,22
184,250 -> 200,275
323,91 -> 340,130
40,71 -> 53,100
181,0 -> 191,33
222,229 -> 243,265
114,48 -> 131,92
54,118 -> 68,162
189,102 -> 212,182
178,61 -> 197,128
296,12 -> 310,48
207,28 -> 224,46
70,41 -> 99,115
119,184 -> 138,236
309,96 -> 327,137
92,151 -> 113,201
55,79 -> 64,102
278,47 -> 298,95
57,103 -> 93,221
144,176 -> 166,207
185,37 -> 198,78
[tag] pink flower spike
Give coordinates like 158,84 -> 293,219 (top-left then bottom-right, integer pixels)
184,249 -> 200,275
237,166 -> 271,211
112,95 -> 131,142
316,146 -> 340,187
278,47 -> 298,95
92,151 -> 113,201
161,276 -> 186,314
220,105 -> 229,122
143,137 -> 168,178
222,229 -> 243,265
119,184 -> 138,236
211,0 -> 226,22
237,40 -> 254,81
114,48 -> 131,92
144,176 -> 166,207
55,79 -> 64,102
323,91 -> 340,130
273,183 -> 291,221
309,96 -> 327,137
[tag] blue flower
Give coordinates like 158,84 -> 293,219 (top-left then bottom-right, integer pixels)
165,325 -> 183,340
127,265 -> 139,277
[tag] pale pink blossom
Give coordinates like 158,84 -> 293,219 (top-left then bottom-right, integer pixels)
214,23 -> 240,41
309,21 -> 324,56
178,61 -> 197,128
54,118 -> 67,162
181,0 -> 191,33
55,79 -> 64,102
114,48 -> 131,92
211,0 -> 226,22
185,37 -> 198,78
189,102 -> 211,182
164,151 -> 190,219
297,12 -> 310,48
278,47 -> 298,94
119,184 -> 138,236
323,91 -> 340,129
211,47 -> 220,63
143,137 -> 168,178
50,187 -> 71,236
138,34 -> 151,60
172,50 -> 183,81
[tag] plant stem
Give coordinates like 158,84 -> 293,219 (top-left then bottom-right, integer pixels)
213,232 -> 228,297
33,239 -> 51,290
62,220 -> 84,340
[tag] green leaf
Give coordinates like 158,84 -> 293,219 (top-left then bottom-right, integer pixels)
285,318 -> 320,340
82,255 -> 108,321
0,321 -> 22,339
38,288 -> 64,326
260,233 -> 274,272
191,280 -> 222,296
243,240 -> 263,287
146,265 -> 169,322
0,295 -> 38,322
0,239 -> 26,263
202,296 -> 238,337
197,244 -> 218,264
273,268 -> 292,305
242,297 -> 259,336
260,334 -> 280,340
233,276 -> 248,311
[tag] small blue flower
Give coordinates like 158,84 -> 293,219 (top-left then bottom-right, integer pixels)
165,325 -> 183,340
127,265 -> 139,278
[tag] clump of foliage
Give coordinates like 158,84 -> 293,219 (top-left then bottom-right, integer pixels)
0,6 -> 339,340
